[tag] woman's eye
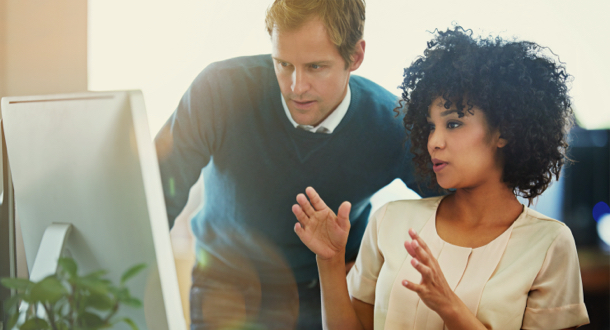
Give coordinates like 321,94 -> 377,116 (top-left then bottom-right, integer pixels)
427,123 -> 435,131
447,122 -> 461,129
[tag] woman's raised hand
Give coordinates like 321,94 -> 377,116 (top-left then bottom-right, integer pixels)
292,187 -> 351,260
402,229 -> 459,317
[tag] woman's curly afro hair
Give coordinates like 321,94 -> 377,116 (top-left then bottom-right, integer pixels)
400,26 -> 573,203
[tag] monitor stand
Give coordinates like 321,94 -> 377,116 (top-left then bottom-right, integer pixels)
16,223 -> 72,319
29,223 -> 73,282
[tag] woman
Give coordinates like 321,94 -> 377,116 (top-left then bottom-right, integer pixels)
292,27 -> 589,329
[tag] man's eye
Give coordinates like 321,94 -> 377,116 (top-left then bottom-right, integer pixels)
310,64 -> 321,69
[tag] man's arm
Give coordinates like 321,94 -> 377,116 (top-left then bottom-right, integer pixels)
155,67 -> 221,228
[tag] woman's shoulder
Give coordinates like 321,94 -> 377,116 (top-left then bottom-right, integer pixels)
507,206 -> 577,263
383,196 -> 443,213
517,207 -> 572,242
372,196 -> 443,234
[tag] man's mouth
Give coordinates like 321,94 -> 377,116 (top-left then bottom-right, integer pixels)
292,100 -> 316,108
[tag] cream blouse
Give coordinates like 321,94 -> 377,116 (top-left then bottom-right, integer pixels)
347,196 -> 589,330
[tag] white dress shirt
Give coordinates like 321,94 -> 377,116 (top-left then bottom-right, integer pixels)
281,86 -> 351,134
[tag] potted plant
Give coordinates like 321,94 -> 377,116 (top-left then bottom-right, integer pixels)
1,257 -> 146,330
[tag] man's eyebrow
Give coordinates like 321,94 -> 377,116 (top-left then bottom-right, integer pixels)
307,61 -> 331,65
271,57 -> 331,66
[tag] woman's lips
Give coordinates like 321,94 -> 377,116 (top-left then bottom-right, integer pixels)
433,163 -> 447,172
431,159 -> 448,172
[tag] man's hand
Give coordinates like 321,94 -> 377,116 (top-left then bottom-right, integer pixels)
292,187 -> 351,260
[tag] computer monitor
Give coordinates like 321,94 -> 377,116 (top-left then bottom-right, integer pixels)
0,91 -> 186,330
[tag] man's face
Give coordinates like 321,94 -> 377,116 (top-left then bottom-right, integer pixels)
271,17 -> 364,126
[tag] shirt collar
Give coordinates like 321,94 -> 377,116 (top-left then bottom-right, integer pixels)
281,85 -> 351,134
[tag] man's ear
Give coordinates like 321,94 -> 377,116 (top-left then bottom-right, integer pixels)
349,39 -> 365,72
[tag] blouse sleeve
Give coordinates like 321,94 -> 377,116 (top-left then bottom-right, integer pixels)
346,203 -> 388,304
522,225 -> 590,329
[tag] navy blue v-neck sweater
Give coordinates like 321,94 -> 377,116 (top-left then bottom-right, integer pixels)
156,55 -> 419,283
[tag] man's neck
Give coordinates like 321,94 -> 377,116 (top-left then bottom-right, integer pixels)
282,85 -> 352,134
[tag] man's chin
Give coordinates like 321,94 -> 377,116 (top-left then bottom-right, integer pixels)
289,110 -> 321,126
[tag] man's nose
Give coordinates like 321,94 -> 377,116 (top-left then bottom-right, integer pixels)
291,69 -> 310,96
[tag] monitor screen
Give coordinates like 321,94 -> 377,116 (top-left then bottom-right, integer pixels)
1,91 -> 186,330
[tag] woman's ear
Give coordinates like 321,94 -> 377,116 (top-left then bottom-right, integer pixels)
491,129 -> 507,148
497,135 -> 508,148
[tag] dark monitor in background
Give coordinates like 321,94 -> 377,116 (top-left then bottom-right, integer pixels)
1,91 -> 186,330
562,127 -> 610,248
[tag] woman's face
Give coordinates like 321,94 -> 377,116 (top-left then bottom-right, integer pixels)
426,97 -> 507,190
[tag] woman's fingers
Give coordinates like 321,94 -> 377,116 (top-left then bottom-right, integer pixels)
294,221 -> 304,235
402,279 -> 423,293
409,228 -> 432,254
292,204 -> 310,227
337,201 -> 352,229
305,186 -> 328,211
296,193 -> 316,217
404,240 -> 416,257
410,257 -> 432,278
405,238 -> 432,266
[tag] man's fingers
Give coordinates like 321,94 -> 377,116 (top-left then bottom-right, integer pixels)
292,204 -> 310,227
296,193 -> 316,217
305,187 -> 328,211
337,201 -> 352,228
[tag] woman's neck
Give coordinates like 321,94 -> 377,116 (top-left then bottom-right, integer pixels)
449,183 -> 521,226
435,181 -> 523,248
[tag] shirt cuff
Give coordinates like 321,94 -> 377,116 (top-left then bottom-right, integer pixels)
522,302 -> 589,329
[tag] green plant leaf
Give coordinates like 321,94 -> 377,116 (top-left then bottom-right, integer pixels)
20,292 -> 37,304
56,322 -> 69,330
120,263 -> 147,285
73,277 -> 109,295
120,297 -> 142,308
4,292 -> 21,313
6,310 -> 20,330
110,286 -> 129,300
83,270 -> 108,280
84,291 -> 114,311
57,258 -> 78,277
121,317 -> 139,330
80,311 -> 106,328
19,317 -> 50,330
1,277 -> 34,291
30,276 -> 67,304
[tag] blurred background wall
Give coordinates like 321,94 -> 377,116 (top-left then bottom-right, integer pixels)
0,0 -> 87,98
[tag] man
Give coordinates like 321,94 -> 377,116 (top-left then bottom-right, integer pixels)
155,0 -> 424,329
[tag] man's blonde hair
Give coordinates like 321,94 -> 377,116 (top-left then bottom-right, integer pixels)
265,0 -> 366,68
